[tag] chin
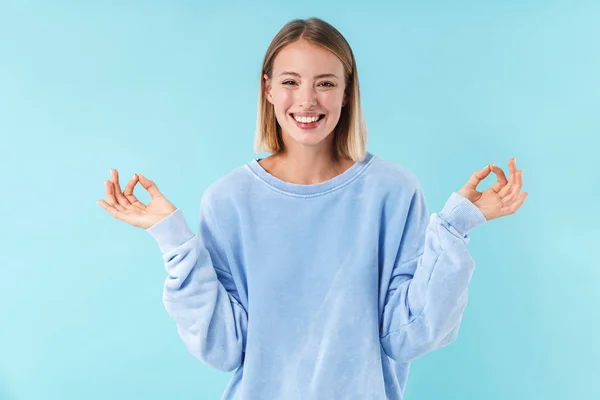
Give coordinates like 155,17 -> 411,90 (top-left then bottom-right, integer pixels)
290,130 -> 333,145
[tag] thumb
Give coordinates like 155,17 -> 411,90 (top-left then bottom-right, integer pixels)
137,173 -> 163,198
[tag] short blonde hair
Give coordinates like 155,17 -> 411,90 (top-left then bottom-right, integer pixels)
253,17 -> 368,162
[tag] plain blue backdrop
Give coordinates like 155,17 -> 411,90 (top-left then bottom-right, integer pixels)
1,0 -> 598,399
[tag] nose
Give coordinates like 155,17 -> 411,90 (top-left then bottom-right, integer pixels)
298,84 -> 317,107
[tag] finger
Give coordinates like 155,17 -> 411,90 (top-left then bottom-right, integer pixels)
502,170 -> 523,204
498,159 -> 519,198
123,173 -> 146,209
137,174 -> 163,199
110,168 -> 131,207
464,165 -> 493,192
104,180 -> 126,212
489,164 -> 509,194
97,199 -> 129,221
505,191 -> 528,215
509,157 -> 517,179
505,157 -> 518,187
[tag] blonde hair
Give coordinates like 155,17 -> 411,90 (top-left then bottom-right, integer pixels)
253,17 -> 368,162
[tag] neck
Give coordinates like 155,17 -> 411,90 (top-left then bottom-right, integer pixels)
271,147 -> 350,185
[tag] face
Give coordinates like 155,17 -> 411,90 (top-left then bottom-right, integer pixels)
264,39 -> 348,152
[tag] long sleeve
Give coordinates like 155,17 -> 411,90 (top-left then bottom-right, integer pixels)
146,196 -> 248,372
379,189 -> 487,363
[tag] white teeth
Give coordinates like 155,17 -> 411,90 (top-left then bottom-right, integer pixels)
293,114 -> 321,123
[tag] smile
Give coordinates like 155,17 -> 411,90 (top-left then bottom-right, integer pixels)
290,113 -> 326,130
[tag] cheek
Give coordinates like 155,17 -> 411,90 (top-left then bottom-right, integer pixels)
272,91 -> 294,122
320,91 -> 344,111
273,89 -> 293,106
283,92 -> 297,112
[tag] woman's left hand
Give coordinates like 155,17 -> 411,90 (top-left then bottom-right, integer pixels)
457,158 -> 528,222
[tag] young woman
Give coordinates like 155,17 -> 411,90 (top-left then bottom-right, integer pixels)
97,17 -> 527,400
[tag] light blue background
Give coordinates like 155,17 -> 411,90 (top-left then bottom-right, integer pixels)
1,1 -> 598,399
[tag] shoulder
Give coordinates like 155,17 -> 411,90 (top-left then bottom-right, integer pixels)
367,156 -> 429,224
368,155 -> 422,195
200,163 -> 253,206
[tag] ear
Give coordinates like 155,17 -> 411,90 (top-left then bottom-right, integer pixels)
342,89 -> 348,107
264,74 -> 273,104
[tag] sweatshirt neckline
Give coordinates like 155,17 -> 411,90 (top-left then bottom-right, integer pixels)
246,152 -> 375,197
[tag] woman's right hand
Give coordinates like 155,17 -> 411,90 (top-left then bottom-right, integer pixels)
97,169 -> 177,229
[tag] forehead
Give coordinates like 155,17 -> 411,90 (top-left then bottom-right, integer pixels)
273,40 -> 343,75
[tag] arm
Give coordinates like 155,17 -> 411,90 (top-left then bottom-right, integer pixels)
147,195 -> 247,372
379,189 -> 486,363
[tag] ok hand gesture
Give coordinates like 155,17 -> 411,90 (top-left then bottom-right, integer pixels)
458,158 -> 528,222
97,169 -> 177,229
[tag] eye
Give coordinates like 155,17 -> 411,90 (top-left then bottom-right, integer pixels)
282,80 -> 335,87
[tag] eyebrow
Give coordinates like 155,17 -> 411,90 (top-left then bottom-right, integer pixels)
278,71 -> 339,79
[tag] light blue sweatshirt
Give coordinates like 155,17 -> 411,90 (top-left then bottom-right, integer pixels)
146,151 -> 487,399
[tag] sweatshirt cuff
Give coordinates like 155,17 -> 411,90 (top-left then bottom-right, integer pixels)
146,208 -> 195,254
438,192 -> 487,237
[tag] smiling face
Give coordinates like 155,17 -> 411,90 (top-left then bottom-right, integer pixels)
264,39 -> 347,152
